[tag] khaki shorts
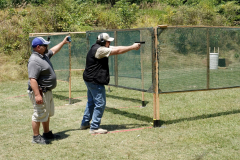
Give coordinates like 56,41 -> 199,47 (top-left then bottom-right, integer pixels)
28,90 -> 55,122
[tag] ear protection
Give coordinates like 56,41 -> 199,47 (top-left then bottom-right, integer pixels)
99,33 -> 106,46
100,33 -> 105,43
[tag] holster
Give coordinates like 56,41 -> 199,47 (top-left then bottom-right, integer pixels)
39,87 -> 43,97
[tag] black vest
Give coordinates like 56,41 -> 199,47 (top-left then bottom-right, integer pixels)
83,44 -> 110,85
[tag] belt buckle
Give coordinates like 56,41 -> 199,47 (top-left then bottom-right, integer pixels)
42,87 -> 47,93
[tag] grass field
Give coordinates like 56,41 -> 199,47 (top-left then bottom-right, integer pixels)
0,76 -> 240,159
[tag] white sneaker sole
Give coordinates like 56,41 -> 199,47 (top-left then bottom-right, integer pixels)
89,129 -> 108,134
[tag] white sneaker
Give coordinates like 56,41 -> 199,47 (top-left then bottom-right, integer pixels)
89,128 -> 108,134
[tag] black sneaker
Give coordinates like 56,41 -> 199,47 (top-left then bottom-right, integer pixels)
80,125 -> 90,130
43,131 -> 61,140
32,135 -> 49,144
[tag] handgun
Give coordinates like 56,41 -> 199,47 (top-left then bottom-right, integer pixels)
67,37 -> 71,42
135,41 -> 145,44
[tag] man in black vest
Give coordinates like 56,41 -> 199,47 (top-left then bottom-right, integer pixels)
81,33 -> 141,134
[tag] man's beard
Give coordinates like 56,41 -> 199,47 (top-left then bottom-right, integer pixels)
44,49 -> 48,54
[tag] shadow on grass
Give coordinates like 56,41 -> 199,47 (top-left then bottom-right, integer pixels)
104,108 -> 240,129
163,109 -> 240,125
53,94 -> 82,103
54,90 -> 87,93
49,129 -> 79,142
106,94 -> 149,106
105,106 -> 152,123
101,124 -> 150,131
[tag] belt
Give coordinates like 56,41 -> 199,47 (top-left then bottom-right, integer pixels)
41,87 -> 51,93
28,86 -> 51,93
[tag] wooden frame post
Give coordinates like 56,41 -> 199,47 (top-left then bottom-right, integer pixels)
68,33 -> 72,104
140,30 -> 146,107
153,26 -> 160,127
152,25 -> 167,127
114,31 -> 118,86
207,29 -> 210,89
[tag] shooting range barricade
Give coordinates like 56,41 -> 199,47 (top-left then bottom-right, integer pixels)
29,25 -> 240,127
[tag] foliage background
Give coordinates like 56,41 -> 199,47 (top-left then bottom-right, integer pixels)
1,0 -> 240,81
1,1 -> 240,159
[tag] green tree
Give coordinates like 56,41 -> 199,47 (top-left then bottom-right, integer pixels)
0,0 -> 8,9
218,1 -> 240,24
114,0 -> 139,29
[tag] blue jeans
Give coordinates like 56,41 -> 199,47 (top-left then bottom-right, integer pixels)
81,81 -> 106,130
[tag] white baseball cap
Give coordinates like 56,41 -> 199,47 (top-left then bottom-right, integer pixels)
97,33 -> 114,42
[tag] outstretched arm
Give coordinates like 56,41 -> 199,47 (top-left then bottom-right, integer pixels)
50,36 -> 69,55
109,43 -> 141,56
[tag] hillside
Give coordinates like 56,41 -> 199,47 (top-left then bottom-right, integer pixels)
1,0 -> 240,81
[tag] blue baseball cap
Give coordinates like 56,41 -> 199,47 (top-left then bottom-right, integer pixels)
32,37 -> 50,48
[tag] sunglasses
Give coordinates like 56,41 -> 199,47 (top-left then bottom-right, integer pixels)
39,45 -> 48,47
